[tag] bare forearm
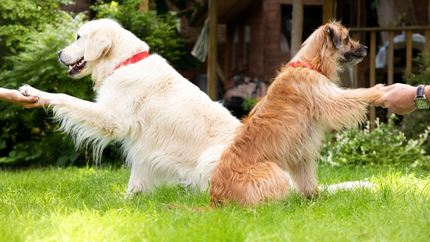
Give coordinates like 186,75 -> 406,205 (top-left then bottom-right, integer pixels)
0,87 -> 42,108
424,85 -> 430,103
0,88 -> 13,102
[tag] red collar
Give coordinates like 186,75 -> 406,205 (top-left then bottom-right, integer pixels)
289,62 -> 322,75
115,51 -> 150,70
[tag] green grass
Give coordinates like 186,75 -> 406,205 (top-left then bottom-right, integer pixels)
1,166 -> 429,242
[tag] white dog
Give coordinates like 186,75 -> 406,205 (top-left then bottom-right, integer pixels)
19,19 -> 240,195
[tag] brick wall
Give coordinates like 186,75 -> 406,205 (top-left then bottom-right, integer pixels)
223,0 -> 323,87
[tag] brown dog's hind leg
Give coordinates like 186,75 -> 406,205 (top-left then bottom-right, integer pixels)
210,161 -> 289,206
285,159 -> 319,198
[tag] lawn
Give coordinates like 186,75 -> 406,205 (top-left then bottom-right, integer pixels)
1,166 -> 429,242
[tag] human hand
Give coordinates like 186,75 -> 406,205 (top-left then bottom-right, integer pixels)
373,83 -> 417,115
9,90 -> 43,109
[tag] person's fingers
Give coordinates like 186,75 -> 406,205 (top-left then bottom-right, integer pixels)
373,96 -> 385,107
22,96 -> 39,103
24,102 -> 43,109
16,94 -> 39,103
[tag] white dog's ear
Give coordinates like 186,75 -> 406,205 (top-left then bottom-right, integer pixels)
85,28 -> 112,61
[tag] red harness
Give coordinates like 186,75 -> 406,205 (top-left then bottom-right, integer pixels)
115,51 -> 150,70
289,61 -> 323,75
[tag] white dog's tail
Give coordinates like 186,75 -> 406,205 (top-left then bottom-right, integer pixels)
193,145 -> 227,192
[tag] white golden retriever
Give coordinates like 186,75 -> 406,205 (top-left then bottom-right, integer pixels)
19,19 -> 240,195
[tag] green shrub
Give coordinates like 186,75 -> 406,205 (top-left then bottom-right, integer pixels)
0,0 -> 73,68
401,52 -> 430,154
320,115 -> 430,170
241,96 -> 258,111
0,13 -> 92,167
0,0 -> 189,168
91,0 -> 186,68
0,6 -> 123,168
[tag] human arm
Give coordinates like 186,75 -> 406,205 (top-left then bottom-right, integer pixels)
373,83 -> 430,115
0,87 -> 42,108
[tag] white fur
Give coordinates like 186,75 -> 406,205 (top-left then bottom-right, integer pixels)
19,19 -> 240,195
320,181 -> 375,194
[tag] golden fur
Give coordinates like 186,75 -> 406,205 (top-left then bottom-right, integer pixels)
210,21 -> 384,206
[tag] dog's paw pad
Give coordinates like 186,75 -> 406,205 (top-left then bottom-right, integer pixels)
18,85 -> 41,98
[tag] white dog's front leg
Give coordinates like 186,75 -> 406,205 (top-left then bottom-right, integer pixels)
19,85 -> 125,137
19,85 -> 127,162
126,164 -> 151,197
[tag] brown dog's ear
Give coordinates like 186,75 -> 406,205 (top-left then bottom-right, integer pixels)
84,28 -> 112,61
327,26 -> 342,50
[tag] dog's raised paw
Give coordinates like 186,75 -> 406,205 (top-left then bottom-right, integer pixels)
19,85 -> 42,98
374,83 -> 385,89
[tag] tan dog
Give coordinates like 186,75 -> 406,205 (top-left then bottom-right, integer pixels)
210,21 -> 384,206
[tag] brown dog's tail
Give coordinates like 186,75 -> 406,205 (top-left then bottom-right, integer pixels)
209,160 -> 289,206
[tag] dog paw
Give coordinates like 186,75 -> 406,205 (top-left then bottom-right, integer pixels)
304,188 -> 320,199
373,83 -> 385,90
19,85 -> 44,100
371,84 -> 386,101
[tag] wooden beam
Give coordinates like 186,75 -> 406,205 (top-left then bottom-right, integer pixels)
387,31 -> 394,86
207,0 -> 218,100
425,30 -> 430,66
139,0 -> 148,12
406,30 -> 412,71
387,31 -> 394,117
370,31 -> 376,130
356,0 -> 361,27
216,61 -> 226,84
323,0 -> 334,24
350,26 -> 430,32
353,32 -> 359,88
291,0 -> 303,57
425,30 -> 430,53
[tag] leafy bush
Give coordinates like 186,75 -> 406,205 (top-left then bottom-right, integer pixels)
401,52 -> 430,153
1,0 -> 189,168
0,0 -> 73,68
320,115 -> 430,170
241,96 -> 258,111
0,5 -> 123,168
91,0 -> 186,68
0,13 -> 92,167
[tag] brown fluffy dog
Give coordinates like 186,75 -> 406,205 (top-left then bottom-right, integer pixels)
210,21 -> 384,206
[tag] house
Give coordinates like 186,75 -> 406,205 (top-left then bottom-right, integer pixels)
183,0 -> 430,124
187,0 -> 329,100
63,0 -> 430,122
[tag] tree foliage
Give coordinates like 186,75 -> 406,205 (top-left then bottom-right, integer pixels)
91,0 -> 186,68
0,0 -> 73,67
